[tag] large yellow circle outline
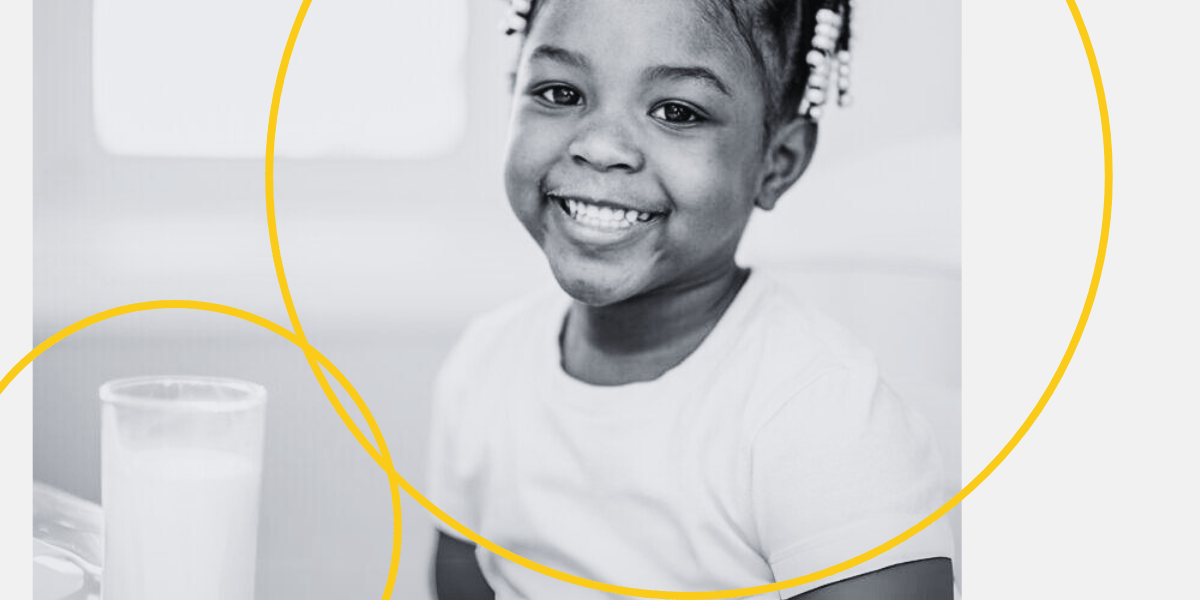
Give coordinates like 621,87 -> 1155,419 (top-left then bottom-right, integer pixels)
3,1 -> 1111,597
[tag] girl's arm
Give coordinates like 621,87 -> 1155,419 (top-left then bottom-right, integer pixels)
434,532 -> 495,600
789,558 -> 954,600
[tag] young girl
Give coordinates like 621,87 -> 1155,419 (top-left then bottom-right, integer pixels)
427,0 -> 956,597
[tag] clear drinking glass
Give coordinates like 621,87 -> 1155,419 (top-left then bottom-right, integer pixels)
99,376 -> 267,600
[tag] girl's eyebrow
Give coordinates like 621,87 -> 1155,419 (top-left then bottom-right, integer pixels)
642,65 -> 732,97
527,45 -> 730,98
529,44 -> 591,71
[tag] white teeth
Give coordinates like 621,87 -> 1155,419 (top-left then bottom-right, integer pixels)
557,195 -> 656,229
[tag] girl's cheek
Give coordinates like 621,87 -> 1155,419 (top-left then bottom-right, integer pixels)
508,139 -> 542,186
514,125 -> 568,180
506,115 -> 541,165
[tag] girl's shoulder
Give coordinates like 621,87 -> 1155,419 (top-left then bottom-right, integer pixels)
709,269 -> 892,434
728,268 -> 880,384
433,283 -> 568,394
457,283 -> 567,352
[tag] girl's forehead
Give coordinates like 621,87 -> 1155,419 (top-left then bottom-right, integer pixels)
528,0 -> 755,73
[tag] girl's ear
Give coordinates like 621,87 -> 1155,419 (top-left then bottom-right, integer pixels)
755,117 -> 817,211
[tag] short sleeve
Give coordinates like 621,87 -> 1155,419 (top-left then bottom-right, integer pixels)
425,321 -> 487,542
750,365 -> 955,597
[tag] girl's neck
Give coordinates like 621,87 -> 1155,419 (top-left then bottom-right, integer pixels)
560,265 -> 750,386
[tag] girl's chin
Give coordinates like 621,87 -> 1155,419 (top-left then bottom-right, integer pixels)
548,264 -> 648,308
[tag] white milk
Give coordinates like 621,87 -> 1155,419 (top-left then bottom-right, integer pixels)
102,444 -> 261,600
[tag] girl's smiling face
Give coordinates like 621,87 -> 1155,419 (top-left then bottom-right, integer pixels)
504,0 -> 778,306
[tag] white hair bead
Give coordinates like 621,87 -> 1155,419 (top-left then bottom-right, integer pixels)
816,8 -> 843,27
503,13 -> 527,34
809,105 -> 824,120
806,49 -> 827,66
511,0 -> 531,13
812,35 -> 835,51
805,88 -> 826,104
838,76 -> 851,90
838,50 -> 852,63
815,23 -> 839,40
838,63 -> 851,77
808,72 -> 828,88
838,93 -> 853,107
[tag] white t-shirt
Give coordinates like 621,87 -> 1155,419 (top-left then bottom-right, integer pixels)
426,270 -> 955,599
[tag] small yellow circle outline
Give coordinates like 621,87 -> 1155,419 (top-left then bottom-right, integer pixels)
2,0 -> 1111,597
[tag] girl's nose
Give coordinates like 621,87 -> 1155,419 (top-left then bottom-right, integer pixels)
567,113 -> 644,173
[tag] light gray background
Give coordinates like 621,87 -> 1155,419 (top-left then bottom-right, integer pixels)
33,0 -> 961,597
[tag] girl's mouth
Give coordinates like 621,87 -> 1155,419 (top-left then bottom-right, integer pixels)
546,193 -> 666,231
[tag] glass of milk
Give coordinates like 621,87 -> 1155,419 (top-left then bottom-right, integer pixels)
100,375 -> 267,600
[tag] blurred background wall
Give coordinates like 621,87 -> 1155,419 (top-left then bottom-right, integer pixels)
33,0 -> 961,597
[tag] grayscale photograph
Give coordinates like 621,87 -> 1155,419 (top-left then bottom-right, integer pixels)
32,0 -> 961,598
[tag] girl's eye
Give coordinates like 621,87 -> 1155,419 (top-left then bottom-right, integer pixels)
536,86 -> 582,106
651,103 -> 703,124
